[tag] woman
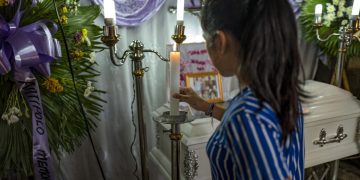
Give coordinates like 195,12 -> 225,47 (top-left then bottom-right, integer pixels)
173,0 -> 305,179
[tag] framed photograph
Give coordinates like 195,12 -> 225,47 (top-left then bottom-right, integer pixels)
185,72 -> 224,103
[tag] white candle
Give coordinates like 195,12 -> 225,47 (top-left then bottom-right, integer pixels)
104,0 -> 116,24
315,4 -> 323,24
315,4 -> 322,16
176,0 -> 185,25
170,51 -> 180,116
352,0 -> 360,16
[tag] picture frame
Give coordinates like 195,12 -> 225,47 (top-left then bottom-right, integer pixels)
185,72 -> 224,103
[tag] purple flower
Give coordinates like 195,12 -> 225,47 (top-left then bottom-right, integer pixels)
0,0 -> 15,6
6,0 -> 15,5
73,32 -> 82,44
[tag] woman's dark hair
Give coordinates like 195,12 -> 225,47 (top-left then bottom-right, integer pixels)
201,0 -> 305,140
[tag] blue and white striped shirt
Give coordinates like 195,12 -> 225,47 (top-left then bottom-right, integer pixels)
206,87 -> 304,180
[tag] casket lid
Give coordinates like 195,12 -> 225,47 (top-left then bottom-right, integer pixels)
302,80 -> 360,123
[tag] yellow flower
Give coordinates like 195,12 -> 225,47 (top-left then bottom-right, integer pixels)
81,28 -> 91,46
60,15 -> 68,24
71,49 -> 84,60
62,6 -> 68,14
43,78 -> 64,93
81,28 -> 88,42
0,0 -> 7,6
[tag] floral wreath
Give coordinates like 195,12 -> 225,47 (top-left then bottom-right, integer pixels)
300,0 -> 360,58
0,0 -> 105,177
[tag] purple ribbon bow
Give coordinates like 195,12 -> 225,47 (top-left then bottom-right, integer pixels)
0,4 -> 61,180
0,13 -> 61,77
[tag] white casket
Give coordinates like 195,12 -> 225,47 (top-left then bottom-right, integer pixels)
149,80 -> 360,180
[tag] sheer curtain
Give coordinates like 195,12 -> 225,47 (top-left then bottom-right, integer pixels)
55,0 -> 208,179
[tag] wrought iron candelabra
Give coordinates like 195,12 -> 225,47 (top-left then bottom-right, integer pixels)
314,15 -> 360,88
101,18 -> 169,180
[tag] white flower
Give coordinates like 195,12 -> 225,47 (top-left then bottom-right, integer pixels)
8,115 -> 19,125
327,13 -> 336,22
1,113 -> 8,121
10,107 -> 17,114
337,11 -> 344,17
339,0 -> 345,7
84,88 -> 92,97
326,3 -> 336,13
339,6 -> 346,13
341,19 -> 348,25
89,52 -> 96,63
323,19 -> 331,27
11,107 -> 20,114
346,7 -> 353,15
332,0 -> 339,5
87,81 -> 92,87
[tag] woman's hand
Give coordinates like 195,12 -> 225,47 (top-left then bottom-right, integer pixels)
172,87 -> 209,112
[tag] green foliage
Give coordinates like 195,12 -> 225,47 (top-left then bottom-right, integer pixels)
300,0 -> 360,58
0,0 -> 105,177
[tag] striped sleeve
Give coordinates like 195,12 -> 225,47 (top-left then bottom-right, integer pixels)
224,111 -> 290,180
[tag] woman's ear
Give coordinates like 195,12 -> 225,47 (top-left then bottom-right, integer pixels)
216,31 -> 228,55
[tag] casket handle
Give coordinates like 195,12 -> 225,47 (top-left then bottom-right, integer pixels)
313,125 -> 348,147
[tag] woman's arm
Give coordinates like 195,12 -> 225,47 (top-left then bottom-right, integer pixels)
172,87 -> 225,120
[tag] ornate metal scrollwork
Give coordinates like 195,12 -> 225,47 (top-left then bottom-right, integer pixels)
184,149 -> 199,180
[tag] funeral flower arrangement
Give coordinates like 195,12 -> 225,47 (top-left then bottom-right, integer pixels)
0,0 -> 105,177
300,0 -> 360,58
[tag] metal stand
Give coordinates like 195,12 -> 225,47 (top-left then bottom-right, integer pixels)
156,111 -> 193,180
101,20 -> 169,179
165,21 -> 187,180
334,26 -> 352,87
132,50 -> 148,180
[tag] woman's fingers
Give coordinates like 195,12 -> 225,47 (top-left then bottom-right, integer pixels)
179,87 -> 194,94
172,93 -> 191,101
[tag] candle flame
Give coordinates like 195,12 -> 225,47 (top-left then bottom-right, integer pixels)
173,43 -> 177,51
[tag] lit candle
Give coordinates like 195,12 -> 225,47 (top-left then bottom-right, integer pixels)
169,49 -> 180,116
176,0 -> 185,25
352,0 -> 360,16
315,4 -> 323,24
104,0 -> 116,25
315,4 -> 322,16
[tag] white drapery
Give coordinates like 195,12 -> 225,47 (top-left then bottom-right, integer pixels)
54,0 -> 318,179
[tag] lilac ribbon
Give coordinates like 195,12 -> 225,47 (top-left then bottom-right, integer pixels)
0,5 -> 61,180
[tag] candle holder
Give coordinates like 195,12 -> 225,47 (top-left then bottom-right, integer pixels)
172,24 -> 187,46
161,22 -> 189,180
101,20 -> 169,180
155,111 -> 193,180
314,16 -> 359,89
172,23 -> 187,55
167,0 -> 205,19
